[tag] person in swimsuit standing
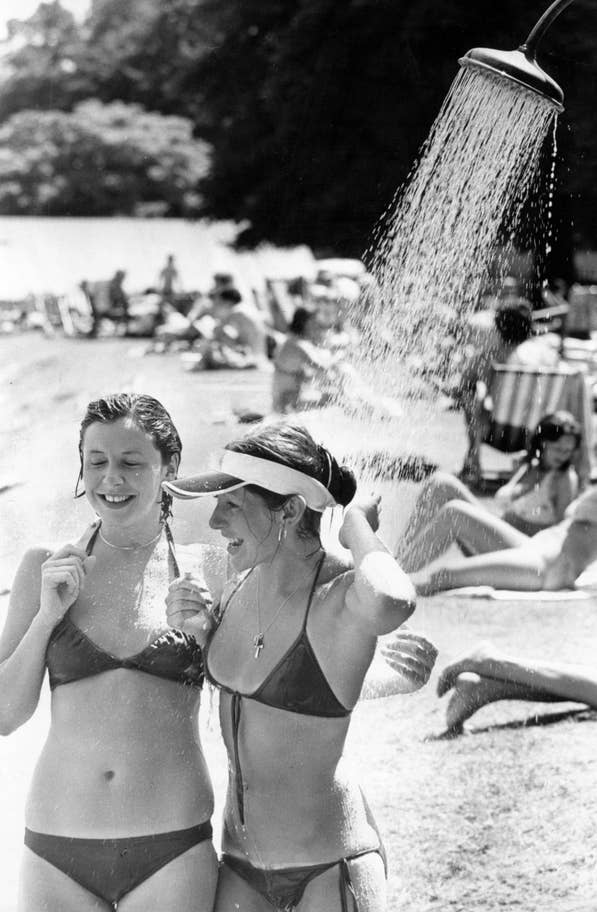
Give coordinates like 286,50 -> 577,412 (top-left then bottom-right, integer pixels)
0,393 -> 222,912
396,411 -> 581,575
163,421 -> 424,912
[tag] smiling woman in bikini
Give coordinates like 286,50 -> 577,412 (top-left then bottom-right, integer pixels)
0,394 -> 220,912
164,421 -> 419,912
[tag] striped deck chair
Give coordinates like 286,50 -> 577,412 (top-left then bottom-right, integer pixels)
483,363 -> 594,487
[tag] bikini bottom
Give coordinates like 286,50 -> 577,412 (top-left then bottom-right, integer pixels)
24,820 -> 213,909
221,847 -> 383,912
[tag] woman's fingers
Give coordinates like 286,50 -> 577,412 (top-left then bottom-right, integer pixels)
42,556 -> 86,591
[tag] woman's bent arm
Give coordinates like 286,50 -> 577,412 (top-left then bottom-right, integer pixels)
0,549 -> 54,734
340,498 -> 416,634
0,543 -> 92,735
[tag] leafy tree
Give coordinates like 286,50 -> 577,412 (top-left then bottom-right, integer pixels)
1,0 -> 596,265
0,99 -> 210,215
0,2 -> 89,120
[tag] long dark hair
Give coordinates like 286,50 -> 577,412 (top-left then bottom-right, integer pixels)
526,411 -> 581,471
76,393 -> 182,521
225,421 -> 356,539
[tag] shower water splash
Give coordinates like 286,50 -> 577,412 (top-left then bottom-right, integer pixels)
317,65 -> 561,551
363,65 -> 558,397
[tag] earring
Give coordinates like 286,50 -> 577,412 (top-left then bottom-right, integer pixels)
74,468 -> 85,499
277,522 -> 287,543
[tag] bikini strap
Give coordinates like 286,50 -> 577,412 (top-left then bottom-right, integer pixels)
85,521 -> 101,556
302,551 -> 327,630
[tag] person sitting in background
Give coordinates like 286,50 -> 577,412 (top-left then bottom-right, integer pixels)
436,641 -> 597,733
272,307 -> 338,413
397,412 -> 581,572
411,483 -> 597,595
457,296 -> 561,484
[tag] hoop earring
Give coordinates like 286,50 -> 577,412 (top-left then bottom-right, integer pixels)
277,522 -> 287,544
74,468 -> 85,499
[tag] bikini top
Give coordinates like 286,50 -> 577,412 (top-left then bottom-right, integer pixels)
205,554 -> 351,718
497,469 -> 559,529
46,524 -> 204,691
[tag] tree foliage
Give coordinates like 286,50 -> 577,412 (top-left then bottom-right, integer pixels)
0,0 -> 596,260
0,99 -> 210,215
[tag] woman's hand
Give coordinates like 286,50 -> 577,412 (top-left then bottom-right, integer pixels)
339,494 -> 381,548
379,629 -> 438,693
166,573 -> 215,646
39,545 -> 96,626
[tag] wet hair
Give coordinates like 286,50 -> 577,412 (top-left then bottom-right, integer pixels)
288,306 -> 315,338
526,411 -> 581,470
225,421 -> 356,539
76,393 -> 182,520
494,302 -> 532,345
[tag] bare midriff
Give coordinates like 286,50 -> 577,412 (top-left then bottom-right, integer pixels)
26,670 -> 213,837
218,694 -> 379,867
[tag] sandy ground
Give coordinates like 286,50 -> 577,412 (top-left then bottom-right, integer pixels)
1,333 -> 596,911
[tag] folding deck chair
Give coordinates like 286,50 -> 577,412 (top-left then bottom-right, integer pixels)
480,362 -> 594,488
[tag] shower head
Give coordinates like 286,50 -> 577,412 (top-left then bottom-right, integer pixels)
458,0 -> 577,112
458,46 -> 564,111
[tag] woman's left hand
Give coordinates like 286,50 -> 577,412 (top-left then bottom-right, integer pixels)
379,629 -> 438,693
339,494 -> 381,547
166,573 -> 215,646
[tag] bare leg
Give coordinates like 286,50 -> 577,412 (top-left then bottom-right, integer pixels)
397,472 -> 479,558
401,499 -> 528,573
414,542 -> 546,593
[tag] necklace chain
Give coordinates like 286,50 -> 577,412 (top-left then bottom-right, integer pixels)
253,556 -> 320,659
99,526 -> 163,551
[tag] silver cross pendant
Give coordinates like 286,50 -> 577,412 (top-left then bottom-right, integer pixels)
253,633 -> 264,659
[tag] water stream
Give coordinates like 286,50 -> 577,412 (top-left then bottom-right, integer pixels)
315,66 -> 561,551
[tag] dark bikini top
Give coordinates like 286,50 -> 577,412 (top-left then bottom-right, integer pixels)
46,524 -> 204,691
205,554 -> 350,718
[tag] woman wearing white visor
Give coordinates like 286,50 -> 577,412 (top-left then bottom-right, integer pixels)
163,421 -> 431,912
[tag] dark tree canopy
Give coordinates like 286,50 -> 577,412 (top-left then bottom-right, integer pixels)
0,0 -> 596,264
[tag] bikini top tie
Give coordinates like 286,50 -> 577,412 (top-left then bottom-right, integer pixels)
46,524 -> 204,690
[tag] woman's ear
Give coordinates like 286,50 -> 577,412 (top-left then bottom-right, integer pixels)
282,494 -> 308,527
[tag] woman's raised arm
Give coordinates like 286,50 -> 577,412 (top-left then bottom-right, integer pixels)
339,495 -> 416,634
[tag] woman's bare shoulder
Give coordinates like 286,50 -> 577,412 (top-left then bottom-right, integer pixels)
315,552 -> 354,599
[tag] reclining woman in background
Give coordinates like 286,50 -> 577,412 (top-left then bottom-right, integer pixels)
397,411 -> 581,574
436,641 -> 597,733
412,483 -> 597,595
164,421 -> 433,912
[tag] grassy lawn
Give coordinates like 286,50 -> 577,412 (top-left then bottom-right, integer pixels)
1,333 -> 596,911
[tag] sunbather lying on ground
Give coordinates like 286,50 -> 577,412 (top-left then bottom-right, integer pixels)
397,412 -> 581,573
407,482 -> 597,595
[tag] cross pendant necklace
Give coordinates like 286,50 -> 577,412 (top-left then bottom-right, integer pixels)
253,568 -> 313,660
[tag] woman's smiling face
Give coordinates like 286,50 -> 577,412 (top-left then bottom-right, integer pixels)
82,418 -> 174,530
209,487 -> 279,571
